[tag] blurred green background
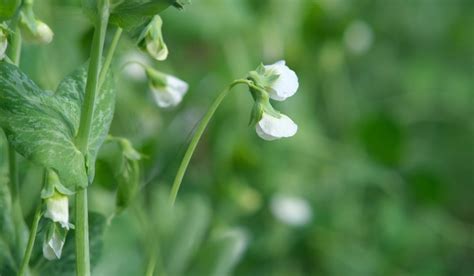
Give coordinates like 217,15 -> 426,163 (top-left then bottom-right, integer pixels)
4,0 -> 474,275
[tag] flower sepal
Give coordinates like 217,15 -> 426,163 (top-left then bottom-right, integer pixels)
249,60 -> 299,101
43,221 -> 68,260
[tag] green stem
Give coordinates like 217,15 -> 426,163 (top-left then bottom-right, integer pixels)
8,5 -> 29,264
18,202 -> 42,276
98,27 -> 122,89
168,79 -> 250,205
145,250 -> 156,276
75,2 -> 110,276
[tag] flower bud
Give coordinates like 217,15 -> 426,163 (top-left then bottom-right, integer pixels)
0,28 -> 7,60
249,60 -> 299,101
43,222 -> 67,260
145,67 -> 189,108
36,20 -> 54,44
20,18 -> 54,44
44,190 -> 70,229
116,157 -> 140,212
138,15 -> 168,61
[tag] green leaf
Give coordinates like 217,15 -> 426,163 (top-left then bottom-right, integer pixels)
109,0 -> 173,31
0,0 -> 21,21
164,197 -> 211,275
0,62 -> 115,192
189,229 -> 247,276
0,134 -> 16,273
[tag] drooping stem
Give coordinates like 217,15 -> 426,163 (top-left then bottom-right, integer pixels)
98,27 -> 122,89
75,1 -> 110,275
168,79 -> 250,205
18,202 -> 42,276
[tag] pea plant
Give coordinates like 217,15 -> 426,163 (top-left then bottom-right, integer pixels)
0,0 -> 299,275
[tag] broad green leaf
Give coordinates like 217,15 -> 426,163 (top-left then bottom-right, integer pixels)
109,0 -> 174,32
0,132 -> 14,243
0,62 -> 115,192
0,133 -> 16,273
0,237 -> 16,276
0,0 -> 21,21
55,62 -> 116,183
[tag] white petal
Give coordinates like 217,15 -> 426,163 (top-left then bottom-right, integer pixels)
151,86 -> 184,108
264,60 -> 299,101
121,51 -> 149,80
255,112 -> 297,141
270,195 -> 313,226
43,230 -> 65,260
44,195 -> 69,229
166,75 -> 189,96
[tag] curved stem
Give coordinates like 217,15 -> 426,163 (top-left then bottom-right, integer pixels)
18,202 -> 42,276
168,79 -> 250,205
75,2 -> 110,276
98,27 -> 122,89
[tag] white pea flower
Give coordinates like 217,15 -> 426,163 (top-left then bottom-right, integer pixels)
146,68 -> 189,108
270,195 -> 313,226
43,223 -> 67,260
263,60 -> 299,101
256,111 -> 297,141
121,51 -> 150,80
139,15 -> 168,61
44,192 -> 70,229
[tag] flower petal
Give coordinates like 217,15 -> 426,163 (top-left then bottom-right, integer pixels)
256,112 -> 297,140
264,60 -> 299,101
151,86 -> 184,108
166,75 -> 189,96
44,193 -> 70,229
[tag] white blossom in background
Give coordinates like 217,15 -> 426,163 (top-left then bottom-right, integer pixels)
44,192 -> 70,229
121,51 -> 150,80
264,60 -> 299,101
43,227 -> 66,260
270,195 -> 313,226
256,112 -> 298,141
151,75 -> 189,108
0,28 -> 7,60
343,20 -> 374,55
146,67 -> 189,108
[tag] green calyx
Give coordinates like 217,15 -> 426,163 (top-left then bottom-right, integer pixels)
41,169 -> 74,198
248,63 -> 280,91
247,83 -> 281,126
145,66 -> 168,88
